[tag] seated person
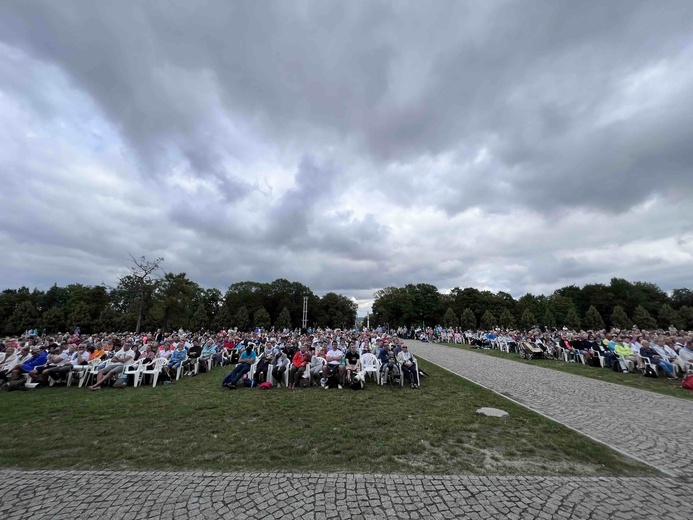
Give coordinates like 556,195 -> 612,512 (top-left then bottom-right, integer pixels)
396,345 -> 419,388
639,340 -> 677,379
289,344 -> 310,389
199,340 -> 217,372
89,343 -> 136,390
181,339 -> 202,375
308,346 -> 324,385
344,343 -> 361,385
165,343 -> 188,378
7,346 -> 48,383
38,344 -> 72,385
322,340 -> 345,388
271,349 -> 288,386
222,342 -> 257,389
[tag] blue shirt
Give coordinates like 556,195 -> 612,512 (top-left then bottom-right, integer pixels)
22,351 -> 47,372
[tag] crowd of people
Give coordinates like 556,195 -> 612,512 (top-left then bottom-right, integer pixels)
454,327 -> 693,380
0,328 -> 421,391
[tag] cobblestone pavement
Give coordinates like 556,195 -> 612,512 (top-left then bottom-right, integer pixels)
407,341 -> 693,478
0,469 -> 690,520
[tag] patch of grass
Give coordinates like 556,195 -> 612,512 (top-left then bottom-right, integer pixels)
445,343 -> 693,400
0,359 -> 655,476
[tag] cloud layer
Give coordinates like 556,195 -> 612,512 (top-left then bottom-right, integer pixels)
1,0 -> 693,313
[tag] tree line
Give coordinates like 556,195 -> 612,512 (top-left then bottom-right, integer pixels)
370,280 -> 693,332
0,259 -> 358,335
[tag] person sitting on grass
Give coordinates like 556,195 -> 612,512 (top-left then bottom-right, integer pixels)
397,345 -> 419,388
89,342 -> 135,390
222,342 -> 257,390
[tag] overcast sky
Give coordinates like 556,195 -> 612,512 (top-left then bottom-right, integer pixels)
1,1 -> 693,314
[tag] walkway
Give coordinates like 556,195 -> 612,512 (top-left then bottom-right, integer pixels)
0,469 -> 690,520
406,340 -> 693,478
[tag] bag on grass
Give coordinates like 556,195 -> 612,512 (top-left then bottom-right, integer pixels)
681,374 -> 693,392
258,381 -> 272,390
5,377 -> 26,391
643,365 -> 658,378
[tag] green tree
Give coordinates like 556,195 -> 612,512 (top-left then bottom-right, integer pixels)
657,303 -> 682,330
320,293 -> 358,329
459,308 -> 476,330
632,305 -> 657,330
520,308 -> 536,331
499,308 -> 515,329
212,301 -> 234,331
443,307 -> 459,328
8,301 -> 39,334
149,272 -> 197,332
233,306 -> 250,331
95,307 -> 120,333
542,309 -> 556,329
480,310 -> 497,330
253,307 -> 271,330
583,305 -> 605,331
190,304 -> 210,332
679,306 -> 693,330
565,307 -> 581,330
610,305 -> 631,330
275,307 -> 292,331
41,306 -> 66,333
68,301 -> 93,333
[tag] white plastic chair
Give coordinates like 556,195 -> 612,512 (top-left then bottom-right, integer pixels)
79,358 -> 105,388
140,358 -> 169,387
359,353 -> 380,384
123,359 -> 144,387
641,357 -> 661,376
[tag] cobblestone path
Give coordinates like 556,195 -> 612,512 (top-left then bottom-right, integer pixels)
407,340 -> 693,478
0,469 -> 690,519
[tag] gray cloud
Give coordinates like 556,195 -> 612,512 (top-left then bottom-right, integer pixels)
1,1 -> 693,313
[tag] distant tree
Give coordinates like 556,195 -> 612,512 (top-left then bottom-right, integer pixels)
190,304 -> 210,332
632,305 -> 657,330
212,301 -> 234,331
120,255 -> 164,334
499,308 -> 515,329
443,307 -> 459,328
459,308 -> 476,330
8,301 -> 39,334
520,308 -> 536,331
41,306 -> 66,334
679,306 -> 693,330
480,310 -> 497,330
610,305 -> 631,330
275,307 -> 292,331
583,305 -> 605,331
253,307 -> 271,330
149,272 -> 197,332
565,307 -> 581,330
542,309 -> 556,329
657,304 -> 682,330
233,306 -> 250,331
68,301 -> 93,333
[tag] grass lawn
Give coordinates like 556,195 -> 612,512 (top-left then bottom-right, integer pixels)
444,343 -> 693,400
0,359 -> 655,476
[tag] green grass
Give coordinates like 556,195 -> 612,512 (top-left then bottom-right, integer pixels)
0,359 -> 655,476
445,343 -> 693,400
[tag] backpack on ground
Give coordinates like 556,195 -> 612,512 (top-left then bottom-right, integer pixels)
643,365 -> 658,378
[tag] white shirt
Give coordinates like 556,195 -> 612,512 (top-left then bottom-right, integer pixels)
326,348 -> 343,365
113,348 -> 135,366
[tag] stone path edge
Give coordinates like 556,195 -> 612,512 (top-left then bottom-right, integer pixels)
415,352 -> 674,478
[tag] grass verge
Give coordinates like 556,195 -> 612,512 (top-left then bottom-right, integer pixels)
444,343 -> 692,400
0,359 -> 655,476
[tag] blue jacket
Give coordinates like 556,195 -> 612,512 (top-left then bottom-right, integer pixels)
22,351 -> 48,372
